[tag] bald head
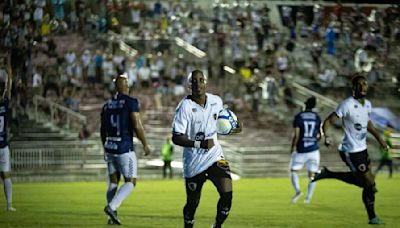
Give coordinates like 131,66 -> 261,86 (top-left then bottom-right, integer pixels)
115,75 -> 129,94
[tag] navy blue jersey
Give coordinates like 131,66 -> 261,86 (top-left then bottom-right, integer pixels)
101,93 -> 139,154
0,97 -> 9,148
293,111 -> 321,153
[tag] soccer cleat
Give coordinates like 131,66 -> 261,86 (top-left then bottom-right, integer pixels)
108,211 -> 118,225
312,166 -> 329,182
6,207 -> 16,212
291,192 -> 303,204
304,199 -> 311,204
368,217 -> 384,225
104,205 -> 121,225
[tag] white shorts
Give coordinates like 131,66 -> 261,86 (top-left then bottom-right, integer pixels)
289,150 -> 320,172
106,151 -> 137,178
0,146 -> 11,172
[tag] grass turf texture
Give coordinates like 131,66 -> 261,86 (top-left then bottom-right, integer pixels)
0,175 -> 399,227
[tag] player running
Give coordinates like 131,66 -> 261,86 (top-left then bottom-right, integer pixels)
172,70 -> 242,228
313,75 -> 388,225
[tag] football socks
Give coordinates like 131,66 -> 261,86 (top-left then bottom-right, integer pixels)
109,182 -> 134,211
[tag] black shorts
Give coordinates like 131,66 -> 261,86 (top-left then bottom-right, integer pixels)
340,149 -> 371,173
185,160 -> 231,192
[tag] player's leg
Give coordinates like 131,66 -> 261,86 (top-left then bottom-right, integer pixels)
108,152 -> 137,211
208,160 -> 233,228
168,161 -> 173,179
106,170 -> 120,205
304,150 -> 320,203
163,160 -> 167,178
373,159 -> 385,175
387,160 -> 393,178
104,153 -> 120,224
289,151 -> 304,203
313,151 -> 363,187
183,172 -> 206,228
0,147 -> 15,211
350,151 -> 383,224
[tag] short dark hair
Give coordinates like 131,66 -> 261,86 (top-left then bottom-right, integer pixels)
305,96 -> 316,110
351,75 -> 366,88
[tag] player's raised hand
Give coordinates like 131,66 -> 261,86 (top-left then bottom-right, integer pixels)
143,145 -> 151,156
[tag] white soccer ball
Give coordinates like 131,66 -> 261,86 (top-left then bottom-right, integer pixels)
216,109 -> 238,135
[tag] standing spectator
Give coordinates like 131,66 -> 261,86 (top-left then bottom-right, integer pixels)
94,50 -> 103,84
138,61 -> 151,88
374,128 -> 396,178
161,136 -> 174,179
81,50 -> 91,83
32,67 -> 43,95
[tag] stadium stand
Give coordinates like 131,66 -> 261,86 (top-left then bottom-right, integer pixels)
1,0 -> 399,180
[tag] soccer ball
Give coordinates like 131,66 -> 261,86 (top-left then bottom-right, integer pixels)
216,109 -> 238,135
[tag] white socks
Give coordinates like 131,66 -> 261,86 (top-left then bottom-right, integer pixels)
109,182 -> 134,211
290,172 -> 300,193
4,178 -> 12,208
306,178 -> 316,201
106,183 -> 118,204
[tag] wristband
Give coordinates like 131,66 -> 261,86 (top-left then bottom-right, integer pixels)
194,141 -> 201,148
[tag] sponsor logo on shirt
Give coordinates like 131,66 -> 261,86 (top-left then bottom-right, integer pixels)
192,108 -> 197,112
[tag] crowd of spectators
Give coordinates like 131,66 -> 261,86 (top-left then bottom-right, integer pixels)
1,1 -> 400,129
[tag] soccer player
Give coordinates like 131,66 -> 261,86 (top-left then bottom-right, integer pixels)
0,55 -> 14,211
313,75 -> 388,225
101,74 -> 151,225
172,70 -> 242,228
289,96 -> 321,204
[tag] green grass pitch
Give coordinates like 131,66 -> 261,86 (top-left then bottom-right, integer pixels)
0,175 -> 399,227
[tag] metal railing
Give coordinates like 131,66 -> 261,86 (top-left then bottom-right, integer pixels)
32,95 -> 87,130
11,146 -> 101,170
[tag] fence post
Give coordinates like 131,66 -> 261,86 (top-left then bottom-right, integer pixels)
39,149 -> 42,168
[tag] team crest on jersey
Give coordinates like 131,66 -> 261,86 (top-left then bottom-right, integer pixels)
192,108 -> 197,112
187,182 -> 197,191
214,113 -> 217,120
354,123 -> 362,131
195,132 -> 205,141
354,105 -> 358,108
358,164 -> 366,172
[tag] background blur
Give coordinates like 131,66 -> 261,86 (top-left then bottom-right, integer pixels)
1,0 -> 400,182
